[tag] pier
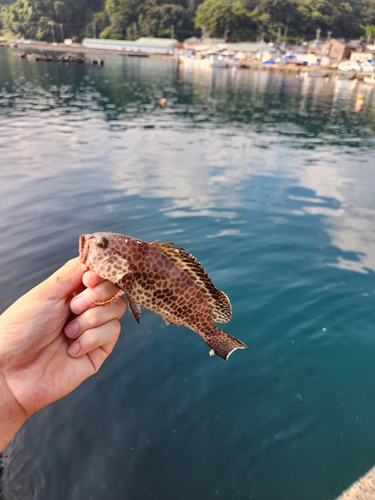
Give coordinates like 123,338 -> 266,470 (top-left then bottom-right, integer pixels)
12,51 -> 103,65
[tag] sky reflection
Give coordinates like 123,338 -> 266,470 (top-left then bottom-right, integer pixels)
1,50 -> 375,274
2,49 -> 375,500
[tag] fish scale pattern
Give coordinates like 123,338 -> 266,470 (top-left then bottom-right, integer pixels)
79,232 -> 246,360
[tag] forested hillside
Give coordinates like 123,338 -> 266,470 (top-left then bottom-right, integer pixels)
1,0 -> 375,43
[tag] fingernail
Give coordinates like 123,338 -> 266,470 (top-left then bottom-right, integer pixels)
68,342 -> 80,357
65,321 -> 79,338
70,295 -> 89,314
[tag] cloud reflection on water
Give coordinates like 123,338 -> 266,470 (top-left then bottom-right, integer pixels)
1,53 -> 375,273
295,156 -> 375,274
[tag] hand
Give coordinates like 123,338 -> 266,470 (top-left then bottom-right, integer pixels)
0,257 -> 126,450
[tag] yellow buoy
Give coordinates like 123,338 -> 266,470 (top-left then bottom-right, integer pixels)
355,93 -> 364,111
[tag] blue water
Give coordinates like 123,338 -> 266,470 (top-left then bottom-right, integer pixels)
1,47 -> 375,499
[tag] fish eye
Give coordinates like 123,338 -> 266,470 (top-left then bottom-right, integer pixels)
96,239 -> 107,249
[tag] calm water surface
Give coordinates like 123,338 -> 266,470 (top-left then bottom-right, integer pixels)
1,48 -> 375,499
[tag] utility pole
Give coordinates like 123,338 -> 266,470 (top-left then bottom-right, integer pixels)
283,25 -> 288,51
92,22 -> 96,38
59,23 -> 64,43
171,24 -> 175,39
133,22 -> 137,40
327,30 -> 331,41
50,23 -> 55,43
316,28 -> 321,41
201,25 -> 206,40
277,27 -> 281,45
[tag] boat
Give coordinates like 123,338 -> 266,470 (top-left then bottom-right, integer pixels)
364,74 -> 375,85
308,71 -> 329,78
333,73 -> 355,81
221,51 -> 242,68
179,52 -> 228,69
226,58 -> 241,68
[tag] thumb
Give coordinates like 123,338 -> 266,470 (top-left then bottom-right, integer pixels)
36,258 -> 85,301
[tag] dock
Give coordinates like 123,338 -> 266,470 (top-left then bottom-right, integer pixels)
8,43 -> 374,79
337,466 -> 375,499
12,51 -> 103,65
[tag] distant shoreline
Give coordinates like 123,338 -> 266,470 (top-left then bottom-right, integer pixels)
6,41 -> 175,61
3,41 -> 374,80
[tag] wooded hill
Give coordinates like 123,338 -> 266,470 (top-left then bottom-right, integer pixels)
1,0 -> 375,43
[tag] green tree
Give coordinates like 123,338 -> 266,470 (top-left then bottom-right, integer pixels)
100,0 -> 143,38
196,0 -> 257,40
2,0 -> 105,40
138,3 -> 192,38
1,0 -> 47,39
2,0 -> 375,43
362,23 -> 375,42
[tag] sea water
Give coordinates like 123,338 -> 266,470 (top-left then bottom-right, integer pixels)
1,48 -> 375,499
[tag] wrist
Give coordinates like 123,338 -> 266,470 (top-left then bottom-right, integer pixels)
0,371 -> 27,452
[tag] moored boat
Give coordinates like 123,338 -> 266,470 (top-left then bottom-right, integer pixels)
364,74 -> 375,85
179,52 -> 228,69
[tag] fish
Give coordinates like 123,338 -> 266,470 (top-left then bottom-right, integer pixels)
79,232 -> 247,360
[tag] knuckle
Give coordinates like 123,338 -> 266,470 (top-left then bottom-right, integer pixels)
114,297 -> 127,317
85,307 -> 101,325
90,280 -> 114,301
108,318 -> 121,338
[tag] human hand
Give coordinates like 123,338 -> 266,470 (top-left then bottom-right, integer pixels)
0,257 -> 126,450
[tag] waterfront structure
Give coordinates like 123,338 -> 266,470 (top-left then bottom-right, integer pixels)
218,42 -> 280,61
350,50 -> 374,63
82,37 -> 177,55
179,53 -> 230,68
318,38 -> 364,61
182,38 -> 277,60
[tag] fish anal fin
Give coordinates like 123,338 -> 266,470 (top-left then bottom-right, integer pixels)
127,295 -> 141,324
162,315 -> 181,327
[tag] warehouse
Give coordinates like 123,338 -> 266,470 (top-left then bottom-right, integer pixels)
82,37 -> 177,55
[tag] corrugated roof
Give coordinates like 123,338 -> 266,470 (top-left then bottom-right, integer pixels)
84,38 -> 136,45
83,37 -> 177,48
136,37 -> 177,47
219,42 -> 270,52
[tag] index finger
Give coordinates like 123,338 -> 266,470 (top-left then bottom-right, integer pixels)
82,271 -> 106,289
35,258 -> 85,301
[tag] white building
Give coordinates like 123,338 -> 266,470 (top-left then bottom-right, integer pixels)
82,37 -> 177,55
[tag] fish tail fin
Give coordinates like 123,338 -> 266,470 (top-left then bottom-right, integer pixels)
204,325 -> 247,361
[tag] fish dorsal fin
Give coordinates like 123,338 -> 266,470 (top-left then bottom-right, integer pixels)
150,241 -> 232,323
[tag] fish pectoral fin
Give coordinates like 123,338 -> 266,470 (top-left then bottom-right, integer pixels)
127,295 -> 141,324
93,287 -> 125,306
116,271 -> 134,292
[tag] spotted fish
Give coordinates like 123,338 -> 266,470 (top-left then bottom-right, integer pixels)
79,232 -> 247,360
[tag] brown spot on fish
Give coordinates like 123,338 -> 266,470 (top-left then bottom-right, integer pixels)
79,232 -> 247,360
